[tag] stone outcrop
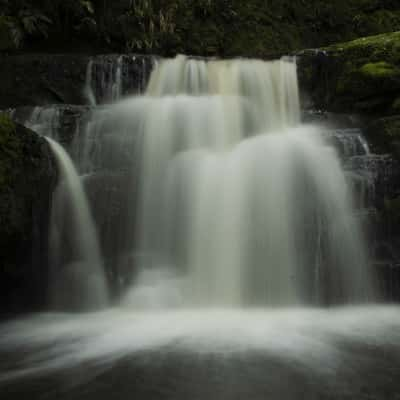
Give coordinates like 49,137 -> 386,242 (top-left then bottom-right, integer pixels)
0,113 -> 56,314
298,31 -> 400,116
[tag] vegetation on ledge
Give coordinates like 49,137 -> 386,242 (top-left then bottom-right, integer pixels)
298,31 -> 400,115
323,31 -> 400,113
0,0 -> 399,57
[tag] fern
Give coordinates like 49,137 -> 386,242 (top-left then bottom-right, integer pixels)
19,11 -> 52,38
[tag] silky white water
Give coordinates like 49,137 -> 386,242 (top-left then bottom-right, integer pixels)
1,306 -> 400,400
46,138 -> 108,309
15,56 -> 374,307
115,55 -> 373,307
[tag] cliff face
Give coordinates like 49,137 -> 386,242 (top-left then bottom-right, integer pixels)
0,114 -> 56,313
0,0 -> 399,57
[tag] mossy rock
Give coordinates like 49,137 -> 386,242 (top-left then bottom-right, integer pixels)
299,31 -> 400,114
0,113 -> 57,313
359,61 -> 400,78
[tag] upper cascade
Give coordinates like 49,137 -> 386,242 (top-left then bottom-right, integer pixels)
146,55 -> 300,134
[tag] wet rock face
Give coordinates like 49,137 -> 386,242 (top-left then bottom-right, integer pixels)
0,54 -> 154,109
0,114 -> 57,314
0,54 -> 88,108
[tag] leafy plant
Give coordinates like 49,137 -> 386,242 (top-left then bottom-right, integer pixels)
19,10 -> 52,38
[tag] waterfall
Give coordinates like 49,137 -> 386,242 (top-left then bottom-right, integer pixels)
10,55 -> 375,308
117,55 -> 374,307
83,55 -> 152,105
46,137 -> 108,310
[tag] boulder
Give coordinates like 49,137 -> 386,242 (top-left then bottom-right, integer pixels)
298,31 -> 400,114
0,113 -> 56,314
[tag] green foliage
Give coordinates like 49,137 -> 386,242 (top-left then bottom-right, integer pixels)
0,0 -> 399,54
125,0 -> 179,52
0,8 -> 52,50
19,10 -> 52,38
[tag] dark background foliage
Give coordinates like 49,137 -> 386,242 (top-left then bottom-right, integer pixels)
0,0 -> 399,56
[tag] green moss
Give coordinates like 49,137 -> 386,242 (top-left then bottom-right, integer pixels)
325,31 -> 400,63
359,61 -> 400,78
319,31 -> 400,113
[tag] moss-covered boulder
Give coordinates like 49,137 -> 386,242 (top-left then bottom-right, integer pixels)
0,113 -> 56,314
298,31 -> 400,114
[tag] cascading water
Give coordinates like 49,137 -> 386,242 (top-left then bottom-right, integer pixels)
119,56 -> 373,307
83,55 -> 153,105
7,56 -> 375,307
46,138 -> 108,309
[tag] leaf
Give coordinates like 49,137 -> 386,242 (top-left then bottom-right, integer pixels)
81,0 -> 95,15
19,12 -> 52,38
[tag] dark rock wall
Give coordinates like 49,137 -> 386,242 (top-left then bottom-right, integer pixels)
0,114 -> 56,314
0,54 -> 153,108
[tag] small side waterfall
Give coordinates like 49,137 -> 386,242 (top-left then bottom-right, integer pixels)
46,138 -> 108,310
83,55 -> 154,105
